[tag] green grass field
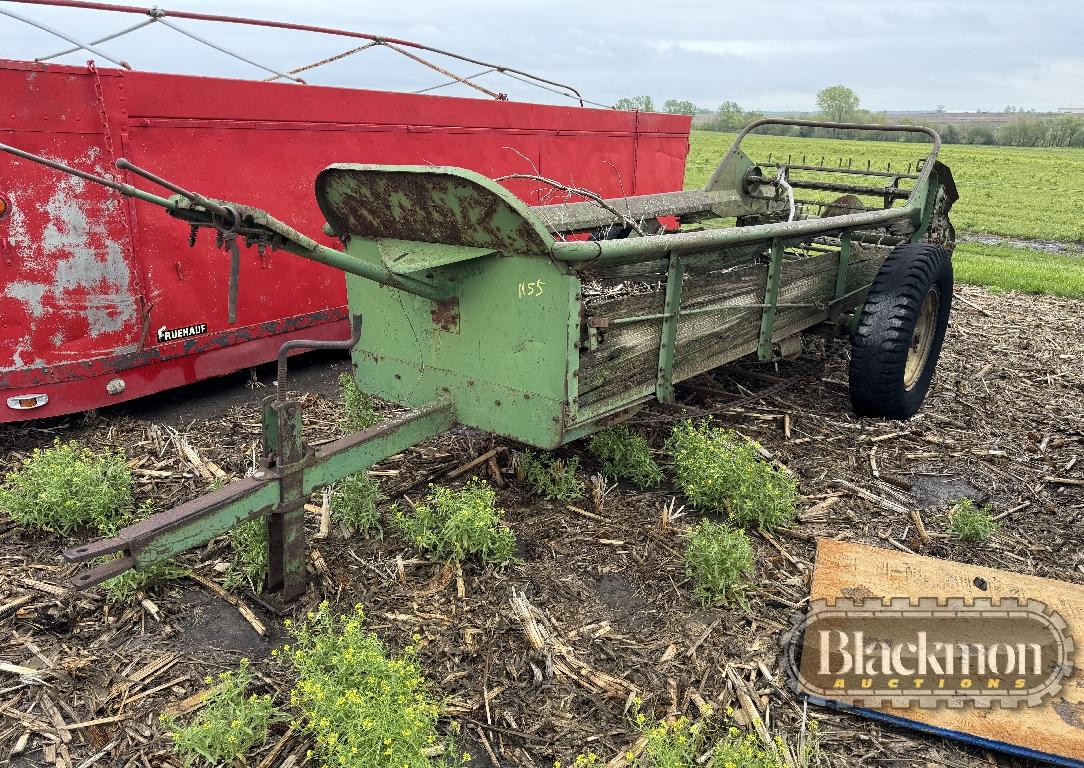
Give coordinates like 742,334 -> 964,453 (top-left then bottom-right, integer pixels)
952,243 -> 1084,298
685,131 -> 1084,297
686,131 -> 1084,243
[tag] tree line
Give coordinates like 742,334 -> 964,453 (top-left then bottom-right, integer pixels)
613,87 -> 1084,148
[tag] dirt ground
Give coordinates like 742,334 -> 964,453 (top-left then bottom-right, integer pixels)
1,284 -> 1081,768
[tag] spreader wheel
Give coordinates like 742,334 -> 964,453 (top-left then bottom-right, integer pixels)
848,242 -> 953,419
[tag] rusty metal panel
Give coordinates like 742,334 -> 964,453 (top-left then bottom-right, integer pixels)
0,129 -> 143,367
317,165 -> 555,252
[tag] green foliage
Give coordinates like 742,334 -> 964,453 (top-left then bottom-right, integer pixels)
635,714 -> 708,768
816,84 -> 860,123
517,452 -> 585,502
392,479 -> 516,564
948,498 -> 999,542
334,472 -> 385,535
710,726 -> 808,768
953,243 -> 1084,298
339,372 -> 380,432
1046,115 -> 1084,148
163,659 -> 281,767
716,100 -> 745,130
0,439 -> 134,536
614,96 -> 655,112
96,503 -> 187,602
588,426 -> 663,488
686,130 -> 1084,242
285,602 -> 450,768
103,560 -> 188,603
667,421 -> 797,530
615,706 -> 819,768
225,518 -> 269,593
997,114 -> 1050,147
962,124 -> 996,145
683,520 -> 755,607
663,99 -> 699,116
695,100 -> 747,132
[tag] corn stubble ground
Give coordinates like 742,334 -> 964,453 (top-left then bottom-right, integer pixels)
1,282 -> 1081,768
1,132 -> 1083,768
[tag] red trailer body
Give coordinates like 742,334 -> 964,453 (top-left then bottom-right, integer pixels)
0,59 -> 691,422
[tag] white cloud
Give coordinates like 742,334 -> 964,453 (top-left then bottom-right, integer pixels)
653,39 -> 838,58
0,0 -> 1080,111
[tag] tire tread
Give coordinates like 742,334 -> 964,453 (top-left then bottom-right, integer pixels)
848,243 -> 953,419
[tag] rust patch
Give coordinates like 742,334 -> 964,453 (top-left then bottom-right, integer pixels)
431,295 -> 460,332
316,167 -> 552,255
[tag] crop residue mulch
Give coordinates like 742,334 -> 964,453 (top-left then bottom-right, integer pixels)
0,284 -> 1081,768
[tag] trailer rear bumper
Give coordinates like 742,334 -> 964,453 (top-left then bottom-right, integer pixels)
0,310 -> 349,422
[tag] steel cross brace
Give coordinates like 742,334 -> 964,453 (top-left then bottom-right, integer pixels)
757,238 -> 785,361
655,250 -> 684,404
63,399 -> 456,599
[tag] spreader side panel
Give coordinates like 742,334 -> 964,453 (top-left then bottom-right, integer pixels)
575,245 -> 888,422
347,246 -> 579,451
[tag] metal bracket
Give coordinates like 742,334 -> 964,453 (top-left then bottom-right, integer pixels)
834,232 -> 851,301
757,238 -> 784,361
277,314 -> 363,401
226,236 -> 241,324
655,251 -> 684,403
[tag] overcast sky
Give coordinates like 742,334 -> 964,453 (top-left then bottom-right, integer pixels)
2,0 -> 1081,112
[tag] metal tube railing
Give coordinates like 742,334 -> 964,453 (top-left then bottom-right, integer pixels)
550,119 -> 941,263
3,0 -> 590,105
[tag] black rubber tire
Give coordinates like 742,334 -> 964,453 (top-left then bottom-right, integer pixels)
848,242 -> 953,419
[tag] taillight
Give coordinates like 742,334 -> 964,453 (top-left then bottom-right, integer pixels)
0,195 -> 9,220
6,394 -> 49,410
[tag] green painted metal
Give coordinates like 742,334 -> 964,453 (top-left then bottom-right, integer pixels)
302,399 -> 456,490
168,198 -> 450,301
127,400 -> 455,571
835,233 -> 852,301
850,302 -> 866,336
345,238 -> 579,450
548,201 -> 918,263
129,480 -> 280,567
377,239 -> 496,275
316,164 -> 556,253
655,251 -> 684,404
757,239 -> 785,361
910,173 -> 945,244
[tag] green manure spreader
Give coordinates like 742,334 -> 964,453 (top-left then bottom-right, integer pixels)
1,118 -> 958,600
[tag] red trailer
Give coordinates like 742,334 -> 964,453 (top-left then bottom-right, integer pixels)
0,2 -> 691,422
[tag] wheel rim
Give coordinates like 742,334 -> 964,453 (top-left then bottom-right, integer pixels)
904,287 -> 940,390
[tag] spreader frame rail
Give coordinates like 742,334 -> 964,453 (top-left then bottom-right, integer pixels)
550,119 -> 943,263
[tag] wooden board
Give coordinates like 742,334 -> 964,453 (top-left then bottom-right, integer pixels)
809,538 -> 1084,765
576,246 -> 885,412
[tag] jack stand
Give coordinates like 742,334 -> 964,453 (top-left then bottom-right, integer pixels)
262,395 -> 310,601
